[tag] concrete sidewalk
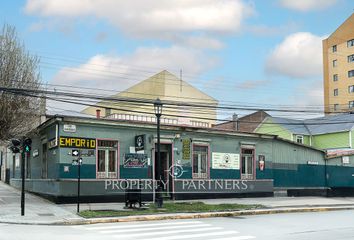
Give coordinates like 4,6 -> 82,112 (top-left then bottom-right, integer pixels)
0,182 -> 82,225
1,181 -> 354,225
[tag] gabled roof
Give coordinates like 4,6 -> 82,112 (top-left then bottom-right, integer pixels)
117,70 -> 217,103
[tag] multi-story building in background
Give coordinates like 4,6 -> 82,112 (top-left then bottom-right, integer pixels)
323,13 -> 354,114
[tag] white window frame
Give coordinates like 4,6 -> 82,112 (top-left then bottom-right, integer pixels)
192,144 -> 209,179
296,135 -> 304,144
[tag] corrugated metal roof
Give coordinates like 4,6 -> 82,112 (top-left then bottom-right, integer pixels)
304,113 -> 354,134
270,113 -> 354,135
271,117 -> 310,135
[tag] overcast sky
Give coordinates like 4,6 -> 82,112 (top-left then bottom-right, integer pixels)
1,0 -> 353,119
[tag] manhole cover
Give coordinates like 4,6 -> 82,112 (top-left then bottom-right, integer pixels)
38,213 -> 54,216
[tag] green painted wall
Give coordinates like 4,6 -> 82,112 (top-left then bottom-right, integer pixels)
255,118 -> 292,140
312,131 -> 350,149
21,117 -> 354,196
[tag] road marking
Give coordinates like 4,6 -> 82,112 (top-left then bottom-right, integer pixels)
111,226 -> 224,238
80,221 -> 204,230
142,230 -> 239,240
101,223 -> 211,233
209,237 -> 256,240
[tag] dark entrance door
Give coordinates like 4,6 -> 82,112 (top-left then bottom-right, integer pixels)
155,143 -> 173,198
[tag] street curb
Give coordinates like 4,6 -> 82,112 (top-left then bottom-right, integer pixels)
2,206 -> 353,225
84,206 -> 354,224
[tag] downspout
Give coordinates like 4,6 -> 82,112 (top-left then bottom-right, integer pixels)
324,154 -> 328,197
349,130 -> 352,149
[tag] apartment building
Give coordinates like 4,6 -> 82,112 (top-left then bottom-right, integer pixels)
323,13 -> 354,114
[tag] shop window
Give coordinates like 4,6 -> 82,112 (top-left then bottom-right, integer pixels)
97,140 -> 118,179
192,145 -> 208,178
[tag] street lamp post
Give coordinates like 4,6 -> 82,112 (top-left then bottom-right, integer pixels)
154,98 -> 163,208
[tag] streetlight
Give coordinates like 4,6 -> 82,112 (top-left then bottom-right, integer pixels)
154,98 -> 163,208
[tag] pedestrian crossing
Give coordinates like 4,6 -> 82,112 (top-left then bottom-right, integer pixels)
73,220 -> 256,240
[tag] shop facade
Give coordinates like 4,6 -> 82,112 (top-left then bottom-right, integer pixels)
8,115 -> 353,202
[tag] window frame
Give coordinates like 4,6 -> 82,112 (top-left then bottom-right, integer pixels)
349,101 -> 354,109
333,74 -> 338,81
334,88 -> 339,96
334,104 -> 339,111
349,85 -> 354,93
192,143 -> 210,179
295,135 -> 304,144
333,59 -> 338,67
348,54 -> 354,63
332,45 -> 337,52
348,39 -> 354,48
240,147 -> 255,180
96,139 -> 119,179
348,70 -> 354,78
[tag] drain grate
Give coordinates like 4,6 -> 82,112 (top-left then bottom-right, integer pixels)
38,213 -> 54,216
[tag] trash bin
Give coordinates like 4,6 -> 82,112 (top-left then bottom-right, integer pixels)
125,182 -> 142,208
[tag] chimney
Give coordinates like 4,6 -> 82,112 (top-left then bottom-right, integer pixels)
96,109 -> 101,119
232,113 -> 239,131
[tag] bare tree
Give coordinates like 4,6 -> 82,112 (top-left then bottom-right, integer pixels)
0,24 -> 43,141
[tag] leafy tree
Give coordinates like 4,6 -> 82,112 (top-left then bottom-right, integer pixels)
0,24 -> 43,141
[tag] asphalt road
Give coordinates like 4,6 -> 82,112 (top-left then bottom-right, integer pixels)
1,210 -> 354,240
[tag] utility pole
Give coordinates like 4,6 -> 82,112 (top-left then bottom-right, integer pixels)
21,145 -> 25,216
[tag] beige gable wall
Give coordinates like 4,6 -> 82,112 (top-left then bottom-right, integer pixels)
82,70 -> 218,126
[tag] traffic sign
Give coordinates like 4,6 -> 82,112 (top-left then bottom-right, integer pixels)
72,149 -> 80,157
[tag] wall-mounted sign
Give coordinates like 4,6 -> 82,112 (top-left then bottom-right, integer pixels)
212,152 -> 240,169
59,136 -> 96,149
63,124 -> 76,133
307,161 -> 319,165
342,156 -> 350,164
124,153 -> 148,168
32,149 -> 39,158
135,135 -> 145,151
182,139 -> 191,160
48,138 -> 58,149
80,149 -> 95,157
